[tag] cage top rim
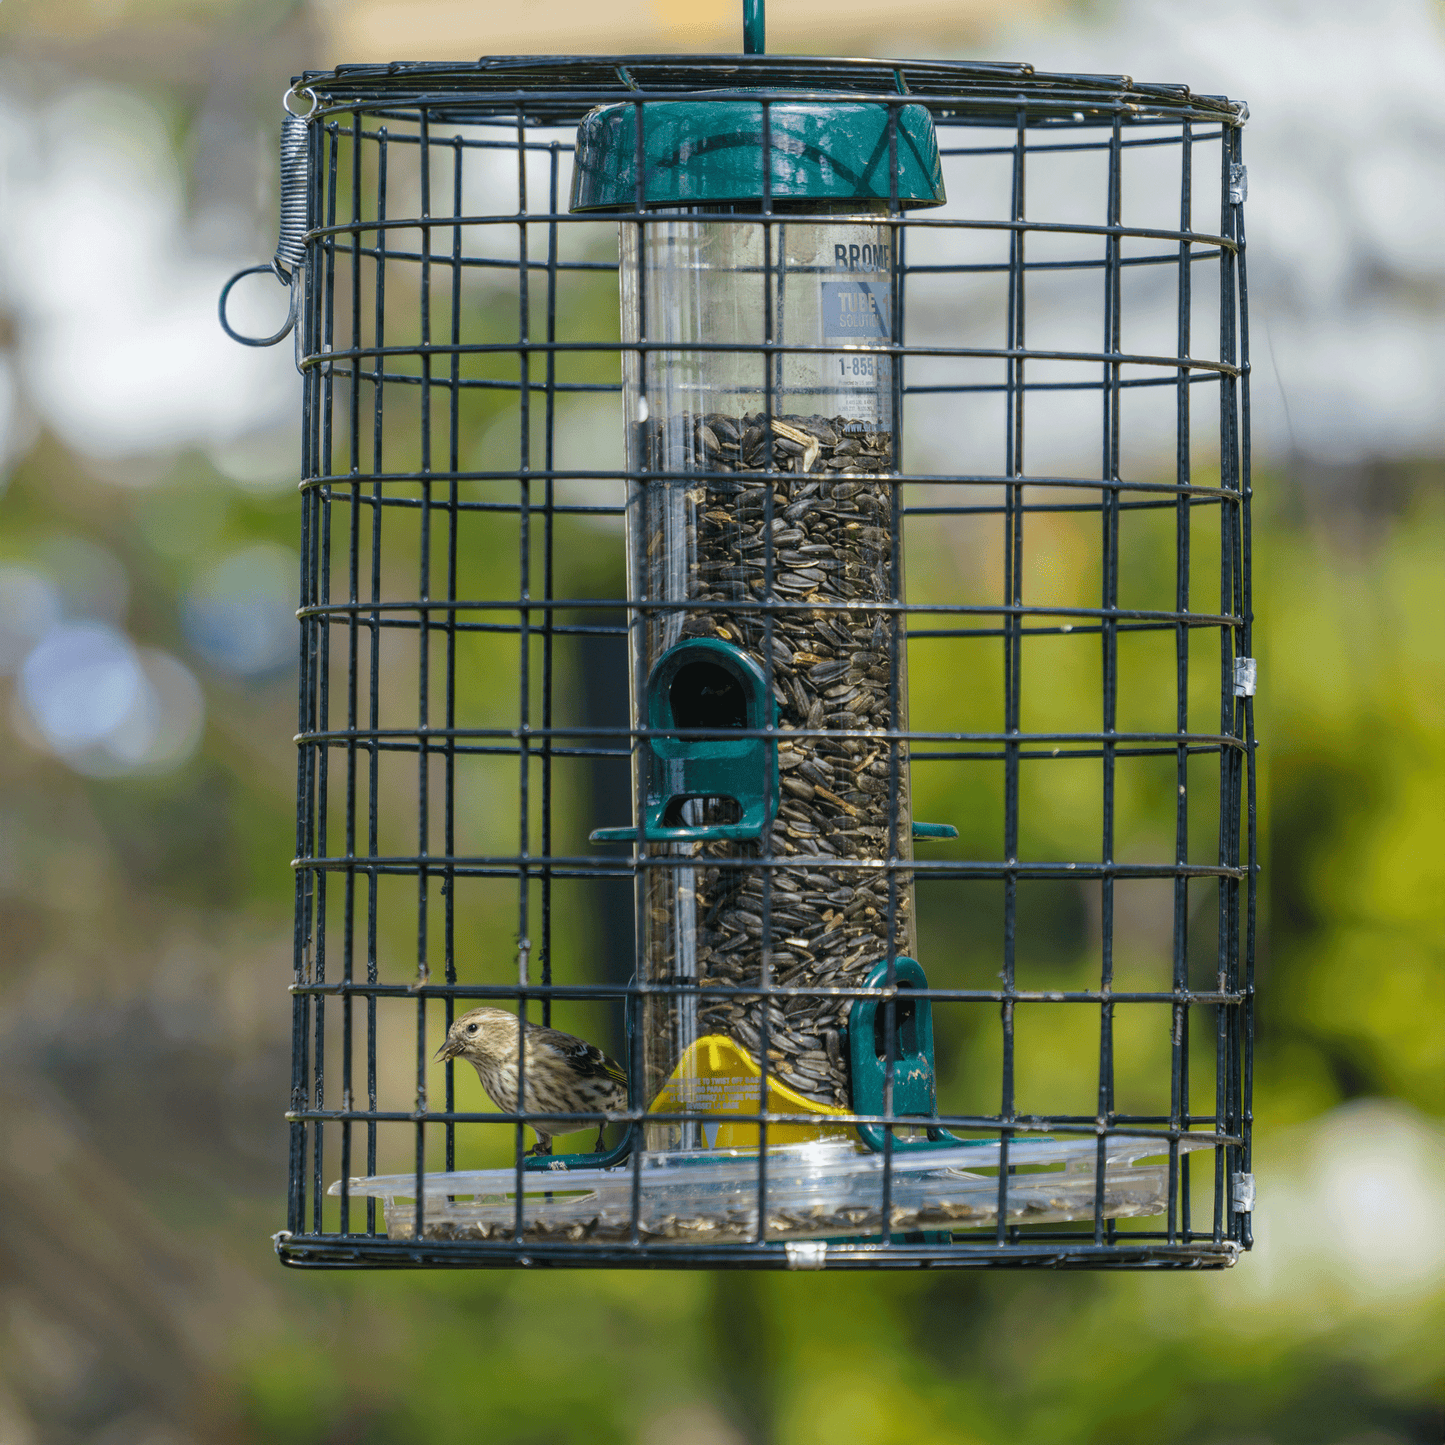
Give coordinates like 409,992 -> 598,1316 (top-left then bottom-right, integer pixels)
292,54 -> 1245,128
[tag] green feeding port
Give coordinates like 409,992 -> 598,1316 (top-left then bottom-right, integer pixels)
846,958 -> 1050,1157
848,958 -> 969,1154
589,638 -> 961,847
847,957 -> 939,1150
590,638 -> 779,845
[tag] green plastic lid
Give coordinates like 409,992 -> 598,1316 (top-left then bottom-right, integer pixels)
570,98 -> 945,211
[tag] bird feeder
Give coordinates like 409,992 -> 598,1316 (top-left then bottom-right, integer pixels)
222,31 -> 1256,1269
576,95 -> 955,1149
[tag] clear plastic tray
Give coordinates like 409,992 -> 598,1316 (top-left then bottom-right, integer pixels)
332,1134 -> 1221,1244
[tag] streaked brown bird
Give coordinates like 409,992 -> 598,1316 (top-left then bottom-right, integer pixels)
434,1006 -> 628,1156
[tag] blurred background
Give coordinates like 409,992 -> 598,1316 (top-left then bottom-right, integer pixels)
0,0 -> 1441,1442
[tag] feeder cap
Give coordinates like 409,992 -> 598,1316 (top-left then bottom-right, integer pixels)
570,97 -> 946,211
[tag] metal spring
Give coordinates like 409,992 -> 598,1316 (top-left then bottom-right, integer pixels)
273,107 -> 310,279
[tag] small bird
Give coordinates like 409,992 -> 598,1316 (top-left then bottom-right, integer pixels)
434,1007 -> 628,1156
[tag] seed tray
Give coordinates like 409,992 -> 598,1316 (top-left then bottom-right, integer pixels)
335,1135 -> 1220,1245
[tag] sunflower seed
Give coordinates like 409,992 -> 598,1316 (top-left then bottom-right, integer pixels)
635,411 -> 919,1108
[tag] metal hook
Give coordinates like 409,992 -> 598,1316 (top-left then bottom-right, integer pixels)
220,87 -> 314,348
283,84 -> 320,119
218,263 -> 297,347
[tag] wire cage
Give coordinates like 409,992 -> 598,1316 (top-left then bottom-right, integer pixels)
247,52 -> 1256,1270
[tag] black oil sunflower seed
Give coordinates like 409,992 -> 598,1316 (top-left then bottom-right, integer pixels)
635,411 -> 918,1107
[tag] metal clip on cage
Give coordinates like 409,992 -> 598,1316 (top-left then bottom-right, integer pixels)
229,17 -> 1256,1271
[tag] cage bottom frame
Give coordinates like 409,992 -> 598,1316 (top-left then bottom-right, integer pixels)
274,1234 -> 1243,1270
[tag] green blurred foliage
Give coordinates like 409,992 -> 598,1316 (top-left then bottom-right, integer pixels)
1264,481 -> 1444,1118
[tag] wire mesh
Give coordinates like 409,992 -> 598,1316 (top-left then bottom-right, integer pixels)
277,57 -> 1254,1270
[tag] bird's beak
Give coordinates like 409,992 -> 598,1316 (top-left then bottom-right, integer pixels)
434,1038 -> 458,1062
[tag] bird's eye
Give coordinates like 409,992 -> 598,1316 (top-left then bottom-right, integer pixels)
466,1023 -> 478,1034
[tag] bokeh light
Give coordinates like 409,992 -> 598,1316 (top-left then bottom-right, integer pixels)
14,618 -> 205,776
182,542 -> 299,678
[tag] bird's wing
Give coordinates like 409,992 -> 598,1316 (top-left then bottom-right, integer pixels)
532,1026 -> 628,1089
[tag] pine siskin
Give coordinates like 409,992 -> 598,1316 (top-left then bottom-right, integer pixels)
434,1006 -> 627,1156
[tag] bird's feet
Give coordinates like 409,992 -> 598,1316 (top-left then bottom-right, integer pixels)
525,1137 -> 553,1158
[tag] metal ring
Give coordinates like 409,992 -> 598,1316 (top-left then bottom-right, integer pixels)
218,263 -> 297,347
283,85 -> 319,119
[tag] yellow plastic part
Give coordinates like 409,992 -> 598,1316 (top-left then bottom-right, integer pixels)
648,1034 -> 856,1149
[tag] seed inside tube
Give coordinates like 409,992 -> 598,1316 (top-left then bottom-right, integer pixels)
634,409 -> 917,1118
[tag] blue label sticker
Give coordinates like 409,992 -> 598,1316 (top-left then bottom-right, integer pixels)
822,281 -> 890,342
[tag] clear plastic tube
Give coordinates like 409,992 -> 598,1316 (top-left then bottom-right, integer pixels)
621,211 -> 917,1144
